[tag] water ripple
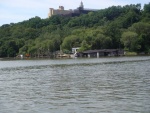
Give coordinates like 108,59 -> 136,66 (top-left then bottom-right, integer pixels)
0,57 -> 150,113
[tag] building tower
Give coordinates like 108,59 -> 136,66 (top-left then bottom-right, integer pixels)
80,1 -> 84,10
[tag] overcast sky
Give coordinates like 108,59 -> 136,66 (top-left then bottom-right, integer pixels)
0,0 -> 149,26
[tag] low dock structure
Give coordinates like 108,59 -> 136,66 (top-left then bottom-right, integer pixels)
82,49 -> 124,58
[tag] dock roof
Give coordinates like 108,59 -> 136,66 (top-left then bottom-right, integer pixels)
83,49 -> 119,54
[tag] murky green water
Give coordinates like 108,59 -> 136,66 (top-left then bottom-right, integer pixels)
0,56 -> 150,113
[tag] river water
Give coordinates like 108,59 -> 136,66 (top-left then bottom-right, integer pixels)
0,56 -> 150,113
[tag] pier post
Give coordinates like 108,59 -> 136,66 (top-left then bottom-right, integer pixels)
97,52 -> 99,58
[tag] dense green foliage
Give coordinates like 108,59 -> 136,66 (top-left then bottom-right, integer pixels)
0,3 -> 150,57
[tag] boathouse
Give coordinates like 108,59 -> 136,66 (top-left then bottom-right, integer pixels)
82,49 -> 124,58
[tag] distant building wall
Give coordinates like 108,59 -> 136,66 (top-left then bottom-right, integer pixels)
48,6 -> 73,17
48,2 -> 98,18
53,9 -> 72,16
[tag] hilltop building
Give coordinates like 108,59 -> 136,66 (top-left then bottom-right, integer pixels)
48,1 -> 98,17
48,6 -> 73,17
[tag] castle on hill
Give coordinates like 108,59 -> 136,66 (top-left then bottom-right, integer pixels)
48,1 -> 98,17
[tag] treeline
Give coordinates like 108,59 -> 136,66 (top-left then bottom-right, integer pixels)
0,3 -> 150,57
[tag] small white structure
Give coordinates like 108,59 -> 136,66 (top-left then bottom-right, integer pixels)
70,47 -> 80,58
72,47 -> 80,54
20,54 -> 23,59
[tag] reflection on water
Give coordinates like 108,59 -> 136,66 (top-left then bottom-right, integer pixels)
0,56 -> 150,113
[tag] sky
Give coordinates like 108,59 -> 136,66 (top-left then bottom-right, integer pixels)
0,0 -> 149,26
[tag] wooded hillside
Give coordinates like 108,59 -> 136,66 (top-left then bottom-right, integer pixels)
0,3 -> 150,57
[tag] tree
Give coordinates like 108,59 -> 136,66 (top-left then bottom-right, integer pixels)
62,35 -> 81,51
121,31 -> 140,51
129,22 -> 150,52
91,33 -> 112,49
79,40 -> 91,52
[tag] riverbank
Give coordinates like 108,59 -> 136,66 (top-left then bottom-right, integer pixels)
0,55 -> 150,61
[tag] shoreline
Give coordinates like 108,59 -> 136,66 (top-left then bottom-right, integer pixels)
0,55 -> 150,61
